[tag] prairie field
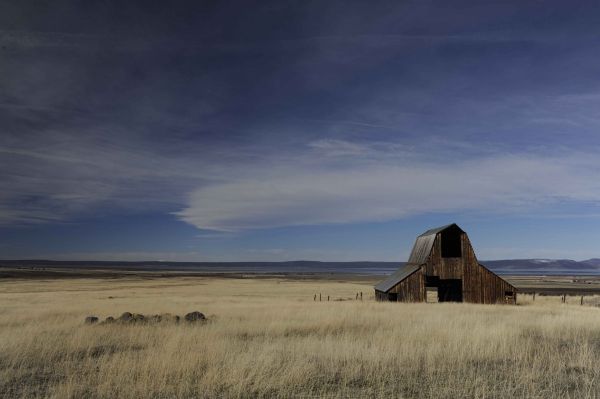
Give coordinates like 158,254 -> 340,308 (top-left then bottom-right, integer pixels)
2,275 -> 600,398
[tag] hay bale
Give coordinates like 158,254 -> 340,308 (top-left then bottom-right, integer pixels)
118,312 -> 133,323
184,311 -> 206,322
145,313 -> 182,323
159,313 -> 181,323
88,312 -> 192,326
132,313 -> 146,323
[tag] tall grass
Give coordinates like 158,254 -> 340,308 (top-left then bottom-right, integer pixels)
1,277 -> 600,398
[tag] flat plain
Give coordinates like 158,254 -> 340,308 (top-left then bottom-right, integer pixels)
2,272 -> 600,398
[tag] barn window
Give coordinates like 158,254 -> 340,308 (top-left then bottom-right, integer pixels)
441,227 -> 462,257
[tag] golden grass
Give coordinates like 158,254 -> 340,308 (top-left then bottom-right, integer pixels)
2,276 -> 600,398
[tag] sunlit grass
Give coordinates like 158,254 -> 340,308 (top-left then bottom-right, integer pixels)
1,277 -> 600,398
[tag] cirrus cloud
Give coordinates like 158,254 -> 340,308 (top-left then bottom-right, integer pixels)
176,148 -> 600,231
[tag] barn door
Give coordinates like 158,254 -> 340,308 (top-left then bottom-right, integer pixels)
438,279 -> 463,302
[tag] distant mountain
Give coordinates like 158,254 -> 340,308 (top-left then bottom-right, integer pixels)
581,258 -> 600,267
482,259 -> 600,274
1,258 -> 599,275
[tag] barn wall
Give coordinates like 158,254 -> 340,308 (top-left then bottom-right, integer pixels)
387,269 -> 425,302
461,235 -> 516,304
425,234 -> 464,279
375,290 -> 387,301
424,233 -> 516,304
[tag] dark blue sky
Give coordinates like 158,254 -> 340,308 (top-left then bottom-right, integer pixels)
2,1 -> 600,261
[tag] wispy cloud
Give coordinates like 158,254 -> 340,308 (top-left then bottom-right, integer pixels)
0,128 -> 214,224
177,146 -> 600,231
3,122 -> 600,233
3,2 -> 600,238
308,139 -> 370,157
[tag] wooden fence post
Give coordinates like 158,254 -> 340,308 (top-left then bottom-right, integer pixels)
327,295 -> 330,301
314,294 -> 316,301
360,292 -> 363,301
319,293 -> 321,302
581,295 -> 584,306
532,292 -> 535,302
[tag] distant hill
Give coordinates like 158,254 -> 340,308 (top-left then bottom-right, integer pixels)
482,259 -> 600,274
581,258 -> 600,267
1,258 -> 600,275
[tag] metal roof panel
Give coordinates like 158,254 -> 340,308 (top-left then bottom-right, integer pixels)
374,263 -> 422,292
418,223 -> 463,237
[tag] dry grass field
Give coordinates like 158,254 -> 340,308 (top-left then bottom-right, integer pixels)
2,275 -> 600,398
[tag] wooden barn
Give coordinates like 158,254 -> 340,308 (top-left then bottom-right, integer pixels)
375,224 -> 516,304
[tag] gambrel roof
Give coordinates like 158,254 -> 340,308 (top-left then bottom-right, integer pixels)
407,223 -> 464,265
417,223 -> 462,238
375,223 -> 464,293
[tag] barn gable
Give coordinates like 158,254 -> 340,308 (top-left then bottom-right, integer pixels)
406,223 -> 464,264
375,224 -> 516,304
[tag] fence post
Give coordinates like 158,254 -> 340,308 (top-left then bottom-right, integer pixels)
581,295 -> 584,306
319,293 -> 321,302
360,292 -> 363,301
314,294 -> 316,301
327,295 -> 330,301
532,292 -> 535,302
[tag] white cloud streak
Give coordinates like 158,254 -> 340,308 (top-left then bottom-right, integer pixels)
0,129 -> 219,224
4,126 -> 600,232
177,145 -> 600,231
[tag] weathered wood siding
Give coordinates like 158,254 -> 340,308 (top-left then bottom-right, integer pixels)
379,268 -> 425,302
423,233 -> 517,304
375,225 -> 517,304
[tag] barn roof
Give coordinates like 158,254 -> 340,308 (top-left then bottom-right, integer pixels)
418,223 -> 463,237
374,263 -> 421,292
375,224 -> 464,292
407,223 -> 464,264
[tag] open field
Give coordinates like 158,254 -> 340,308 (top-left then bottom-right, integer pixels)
506,275 -> 600,295
2,275 -> 600,398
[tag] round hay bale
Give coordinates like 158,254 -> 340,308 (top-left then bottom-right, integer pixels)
118,312 -> 133,323
158,313 -> 181,323
184,311 -> 206,322
132,313 -> 146,323
84,316 -> 99,325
